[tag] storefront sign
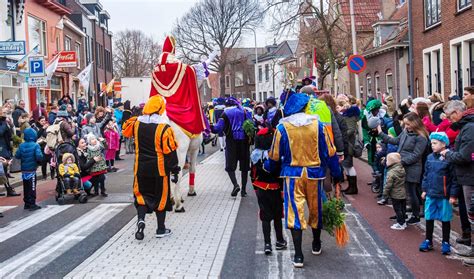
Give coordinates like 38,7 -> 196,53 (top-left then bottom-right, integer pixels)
28,76 -> 48,88
58,51 -> 77,67
0,41 -> 26,56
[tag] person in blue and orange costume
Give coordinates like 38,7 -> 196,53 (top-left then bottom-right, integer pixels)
251,127 -> 287,255
264,93 -> 338,268
211,97 -> 252,197
122,94 -> 181,241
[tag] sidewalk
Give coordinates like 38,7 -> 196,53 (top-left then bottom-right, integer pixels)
66,151 -> 242,278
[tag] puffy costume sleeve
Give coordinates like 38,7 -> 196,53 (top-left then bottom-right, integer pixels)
161,126 -> 180,175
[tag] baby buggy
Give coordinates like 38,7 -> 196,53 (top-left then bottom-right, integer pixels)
54,142 -> 88,205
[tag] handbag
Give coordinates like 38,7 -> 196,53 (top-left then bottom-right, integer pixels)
352,129 -> 364,158
9,157 -> 21,173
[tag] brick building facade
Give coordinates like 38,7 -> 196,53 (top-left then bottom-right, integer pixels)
412,0 -> 474,99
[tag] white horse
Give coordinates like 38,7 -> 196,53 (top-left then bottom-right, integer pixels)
168,120 -> 202,212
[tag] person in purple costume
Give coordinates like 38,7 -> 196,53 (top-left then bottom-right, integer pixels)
212,97 -> 252,197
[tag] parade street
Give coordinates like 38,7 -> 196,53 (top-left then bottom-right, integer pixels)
0,149 -> 472,278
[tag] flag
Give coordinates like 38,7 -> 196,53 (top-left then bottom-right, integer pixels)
311,47 -> 318,89
77,63 -> 93,94
106,78 -> 115,93
45,55 -> 60,80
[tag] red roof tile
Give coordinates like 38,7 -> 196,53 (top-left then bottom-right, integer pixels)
339,0 -> 381,32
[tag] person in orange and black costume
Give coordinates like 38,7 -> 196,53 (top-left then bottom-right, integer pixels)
251,128 -> 287,255
122,95 -> 180,240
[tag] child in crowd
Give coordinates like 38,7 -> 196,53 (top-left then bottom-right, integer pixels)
419,132 -> 458,255
15,128 -> 43,211
103,119 -> 120,172
250,128 -> 287,255
59,153 -> 81,194
86,133 -> 108,197
378,153 -> 407,230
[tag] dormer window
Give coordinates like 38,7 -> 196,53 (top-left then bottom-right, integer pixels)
374,26 -> 381,47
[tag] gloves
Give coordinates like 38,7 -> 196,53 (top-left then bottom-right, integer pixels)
170,166 -> 181,184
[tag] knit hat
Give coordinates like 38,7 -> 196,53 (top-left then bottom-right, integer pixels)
85,113 -> 94,123
429,132 -> 449,146
386,153 -> 401,167
143,95 -> 165,115
283,93 -> 310,116
62,153 -> 75,164
367,115 -> 381,129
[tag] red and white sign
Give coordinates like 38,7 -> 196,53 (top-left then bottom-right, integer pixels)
58,51 -> 77,67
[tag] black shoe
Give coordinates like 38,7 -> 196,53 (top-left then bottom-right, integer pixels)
0,212 -> 3,218
231,186 -> 240,197
406,216 -> 420,225
241,191 -> 247,197
264,243 -> 272,255
187,191 -> 197,197
456,233 -> 472,247
24,204 -> 31,210
390,214 -> 408,220
312,240 -> 322,255
135,220 -> 145,240
457,248 -> 474,257
275,240 -> 287,250
101,192 -> 108,197
6,186 -> 20,197
92,192 -> 99,197
293,256 -> 304,268
156,228 -> 172,238
29,204 -> 41,211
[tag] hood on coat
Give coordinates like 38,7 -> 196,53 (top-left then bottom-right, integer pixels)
62,153 -> 75,164
342,105 -> 360,118
23,128 -> 37,142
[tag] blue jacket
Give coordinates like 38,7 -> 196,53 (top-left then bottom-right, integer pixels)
422,152 -> 458,199
15,128 -> 43,172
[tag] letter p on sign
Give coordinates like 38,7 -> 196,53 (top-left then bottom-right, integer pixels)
28,56 -> 45,77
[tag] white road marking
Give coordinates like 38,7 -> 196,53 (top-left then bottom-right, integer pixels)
0,205 -> 73,243
0,206 -> 17,213
0,203 -> 128,278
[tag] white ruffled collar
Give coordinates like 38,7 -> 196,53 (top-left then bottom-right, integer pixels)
279,113 -> 318,127
137,113 -> 169,124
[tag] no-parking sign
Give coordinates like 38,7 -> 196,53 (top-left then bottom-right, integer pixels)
347,55 -> 367,74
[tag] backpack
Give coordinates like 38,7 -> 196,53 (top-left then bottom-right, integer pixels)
46,121 -> 63,150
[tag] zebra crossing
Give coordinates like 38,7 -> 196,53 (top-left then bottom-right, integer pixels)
0,202 -> 133,278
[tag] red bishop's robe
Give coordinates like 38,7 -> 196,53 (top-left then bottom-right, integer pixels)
150,57 -> 206,135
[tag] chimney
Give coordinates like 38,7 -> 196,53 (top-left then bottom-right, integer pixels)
379,0 -> 397,20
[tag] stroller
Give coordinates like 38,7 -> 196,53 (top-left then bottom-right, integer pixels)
53,142 -> 88,205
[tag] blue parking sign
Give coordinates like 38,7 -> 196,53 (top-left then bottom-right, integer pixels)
28,56 -> 45,77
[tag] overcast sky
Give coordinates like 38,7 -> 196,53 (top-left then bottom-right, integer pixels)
101,0 -> 279,48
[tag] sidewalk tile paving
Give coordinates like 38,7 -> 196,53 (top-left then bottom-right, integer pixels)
66,151 -> 240,278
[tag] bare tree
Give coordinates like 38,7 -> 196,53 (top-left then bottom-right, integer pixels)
113,30 -> 162,78
173,0 -> 263,96
265,0 -> 351,93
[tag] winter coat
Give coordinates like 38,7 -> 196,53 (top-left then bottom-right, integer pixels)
12,106 -> 26,127
81,113 -> 111,139
0,121 -> 12,159
383,163 -> 406,199
59,120 -> 75,143
32,106 -> 47,122
104,128 -> 120,151
380,129 -> 428,183
445,112 -> 474,185
342,106 -> 360,157
77,148 -> 95,177
14,128 -> 43,172
422,153 -> 458,199
86,144 -> 107,174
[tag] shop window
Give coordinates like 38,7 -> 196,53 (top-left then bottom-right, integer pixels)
50,77 -> 63,104
424,0 -> 441,28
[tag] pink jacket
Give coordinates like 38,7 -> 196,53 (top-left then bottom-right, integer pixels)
104,129 -> 120,151
423,116 -> 451,133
